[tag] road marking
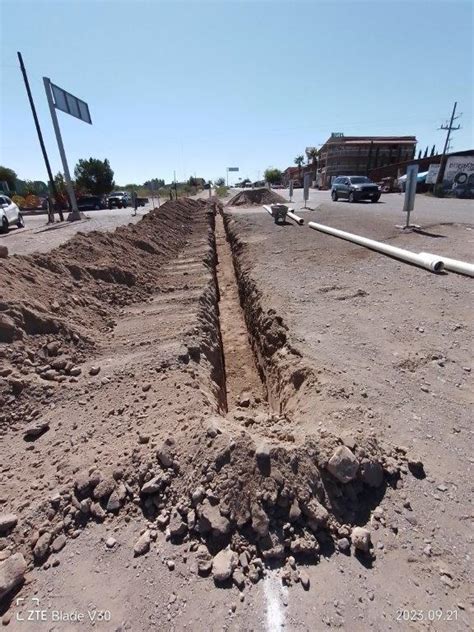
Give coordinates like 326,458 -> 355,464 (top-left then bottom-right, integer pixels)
263,571 -> 288,631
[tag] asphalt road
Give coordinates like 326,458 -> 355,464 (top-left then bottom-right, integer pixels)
0,200 -> 158,256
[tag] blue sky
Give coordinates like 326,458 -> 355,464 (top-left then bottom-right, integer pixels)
1,0 -> 473,185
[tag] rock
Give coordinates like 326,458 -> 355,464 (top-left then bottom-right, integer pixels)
33,532 -> 52,561
256,441 -> 271,470
169,511 -> 187,538
196,545 -> 212,576
106,490 -> 121,512
89,365 -> 101,376
351,527 -> 371,553
69,366 -> 82,377
142,383 -> 151,392
134,530 -> 151,556
301,498 -> 329,528
337,538 -> 350,553
290,536 -> 319,556
407,457 -> 425,479
46,341 -> 60,357
251,503 -> 269,537
233,569 -> 246,590
50,534 -> 66,553
299,571 -> 310,590
90,502 -> 106,521
23,420 -> 49,440
166,559 -> 175,571
0,313 -> 17,343
360,459 -> 384,487
74,470 -> 90,494
212,548 -> 237,582
288,499 -> 301,522
205,419 -> 221,438
191,486 -> 205,506
0,553 -> 27,600
93,477 -> 115,500
157,443 -> 174,468
0,245 -> 8,259
0,514 -> 18,535
198,499 -> 230,536
327,446 -> 359,483
141,473 -> 168,495
106,537 -> 117,549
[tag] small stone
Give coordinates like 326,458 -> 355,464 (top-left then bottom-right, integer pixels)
327,446 -> 359,483
106,490 -> 121,512
89,366 -> 101,376
251,502 -> 269,537
33,532 -> 52,561
168,511 -> 187,538
212,548 -> 237,582
50,534 -> 66,553
351,527 -> 371,553
0,514 -> 18,535
233,569 -> 245,590
106,537 -> 117,549
133,530 -> 151,556
23,420 -> 49,440
142,383 -> 151,392
141,473 -> 167,495
0,553 -> 27,600
93,477 -> 115,500
46,341 -> 60,357
198,500 -> 230,536
157,443 -> 174,468
337,538 -> 350,552
288,499 -> 301,522
166,559 -> 175,571
299,571 -> 310,590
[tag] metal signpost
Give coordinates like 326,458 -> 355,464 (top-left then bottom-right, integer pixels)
303,173 -> 311,208
227,167 -> 239,186
402,164 -> 419,229
43,77 -> 92,221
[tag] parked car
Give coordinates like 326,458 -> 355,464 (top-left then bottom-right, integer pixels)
0,195 -> 25,232
77,195 -> 107,210
331,176 -> 381,202
107,191 -> 130,209
136,197 -> 149,207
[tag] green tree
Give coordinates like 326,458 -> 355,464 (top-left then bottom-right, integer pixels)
294,154 -> 305,178
74,158 -> 115,195
144,178 -> 165,190
306,147 -> 318,166
0,166 -> 17,192
264,168 -> 282,184
214,177 -> 225,186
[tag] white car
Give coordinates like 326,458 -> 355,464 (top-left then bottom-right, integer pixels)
0,195 -> 25,233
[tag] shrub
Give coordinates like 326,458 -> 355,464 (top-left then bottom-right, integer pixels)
11,195 -> 26,208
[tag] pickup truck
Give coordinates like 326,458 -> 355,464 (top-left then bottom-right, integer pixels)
107,191 -> 130,209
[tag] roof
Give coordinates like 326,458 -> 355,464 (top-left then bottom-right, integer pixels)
323,135 -> 417,146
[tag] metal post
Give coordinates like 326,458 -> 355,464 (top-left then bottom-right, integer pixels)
226,168 -> 229,187
43,77 -> 82,221
18,53 -> 63,222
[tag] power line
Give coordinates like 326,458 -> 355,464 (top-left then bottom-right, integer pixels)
435,102 -> 462,185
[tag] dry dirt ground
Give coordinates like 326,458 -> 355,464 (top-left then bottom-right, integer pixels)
0,194 -> 472,631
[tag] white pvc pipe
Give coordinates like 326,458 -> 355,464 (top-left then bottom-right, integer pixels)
419,253 -> 474,277
263,205 -> 273,217
308,222 -> 444,273
287,210 -> 304,225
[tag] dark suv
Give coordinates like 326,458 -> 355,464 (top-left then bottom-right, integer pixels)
77,195 -> 106,210
331,176 -> 380,203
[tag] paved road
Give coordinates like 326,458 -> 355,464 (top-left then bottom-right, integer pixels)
0,200 -> 158,256
261,187 -> 473,225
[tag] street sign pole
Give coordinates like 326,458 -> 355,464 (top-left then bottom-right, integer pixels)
43,77 -> 82,221
289,179 -> 293,202
18,53 -> 63,222
402,164 -> 419,230
226,168 -> 229,187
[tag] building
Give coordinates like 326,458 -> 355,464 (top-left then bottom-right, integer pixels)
317,133 -> 417,188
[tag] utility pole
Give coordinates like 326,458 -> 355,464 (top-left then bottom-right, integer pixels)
435,102 -> 461,186
17,52 -> 63,222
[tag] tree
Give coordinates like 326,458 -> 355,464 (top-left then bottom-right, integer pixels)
430,145 -> 436,157
306,147 -> 318,167
144,178 -> 165,190
294,154 -> 305,178
74,157 -> 115,196
264,168 -> 282,185
214,177 -> 225,187
0,166 -> 17,192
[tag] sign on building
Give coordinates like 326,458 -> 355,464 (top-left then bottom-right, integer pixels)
425,163 -> 440,184
443,155 -> 474,190
227,167 -> 239,172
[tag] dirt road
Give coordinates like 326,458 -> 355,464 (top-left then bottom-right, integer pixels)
0,193 -> 472,631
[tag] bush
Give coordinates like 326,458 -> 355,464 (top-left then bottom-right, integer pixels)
11,195 -> 26,208
23,194 -> 42,209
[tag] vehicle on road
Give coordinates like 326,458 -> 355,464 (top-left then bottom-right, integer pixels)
107,191 -> 130,209
331,176 -> 381,202
136,197 -> 149,207
77,195 -> 107,211
0,195 -> 25,232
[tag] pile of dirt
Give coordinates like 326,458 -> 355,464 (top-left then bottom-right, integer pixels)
0,198 -> 216,430
227,188 -> 287,207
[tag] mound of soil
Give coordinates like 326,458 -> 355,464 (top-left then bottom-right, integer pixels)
227,188 -> 287,207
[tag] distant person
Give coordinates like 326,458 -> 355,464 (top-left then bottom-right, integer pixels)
131,191 -> 138,216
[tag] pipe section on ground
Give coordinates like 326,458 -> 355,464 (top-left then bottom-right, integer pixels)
419,253 -> 474,277
287,210 -> 304,225
307,222 -> 444,273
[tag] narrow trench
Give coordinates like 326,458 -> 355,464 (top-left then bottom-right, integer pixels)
214,213 -> 267,411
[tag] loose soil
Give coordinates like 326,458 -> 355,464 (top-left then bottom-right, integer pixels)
0,197 -> 472,631
226,189 -> 287,207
